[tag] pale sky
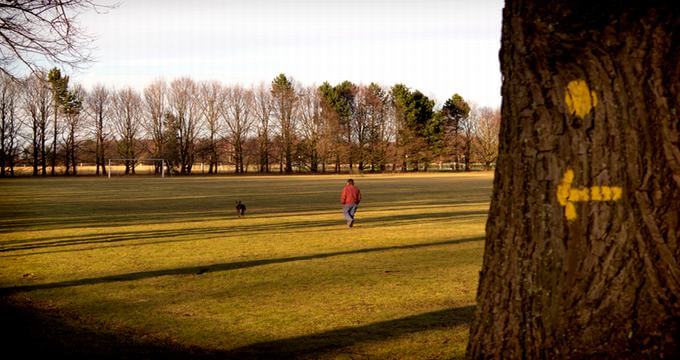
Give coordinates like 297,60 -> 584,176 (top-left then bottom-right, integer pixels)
75,0 -> 503,107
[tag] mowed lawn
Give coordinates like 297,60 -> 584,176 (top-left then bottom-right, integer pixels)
0,173 -> 492,359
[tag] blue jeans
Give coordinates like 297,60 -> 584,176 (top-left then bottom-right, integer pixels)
343,204 -> 359,225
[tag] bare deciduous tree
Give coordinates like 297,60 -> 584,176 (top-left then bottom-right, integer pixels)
143,79 -> 166,174
112,87 -> 142,174
0,74 -> 20,176
298,86 -> 323,172
473,106 -> 500,170
168,77 -> 200,174
458,104 -> 478,171
224,85 -> 254,174
253,83 -> 273,173
199,81 -> 225,174
85,84 -> 111,175
353,86 -> 372,171
0,1 -> 112,78
22,73 -> 51,175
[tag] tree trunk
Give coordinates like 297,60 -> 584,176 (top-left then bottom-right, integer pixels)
8,150 -> 14,176
63,142 -> 70,176
468,1 -> 679,358
96,126 -> 105,176
69,125 -> 76,176
32,126 -> 39,176
260,133 -> 270,173
101,149 -> 107,176
0,128 -> 5,177
95,136 -> 101,176
464,141 -> 472,172
285,143 -> 293,173
51,104 -> 57,176
310,151 -> 318,173
40,123 -> 47,175
71,147 -> 77,176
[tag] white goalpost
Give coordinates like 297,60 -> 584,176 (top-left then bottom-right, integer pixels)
107,158 -> 167,178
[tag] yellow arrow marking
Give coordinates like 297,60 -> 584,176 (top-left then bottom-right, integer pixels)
565,80 -> 598,118
557,169 -> 622,221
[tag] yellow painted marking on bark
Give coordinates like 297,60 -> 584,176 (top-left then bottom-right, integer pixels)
565,80 -> 598,118
557,169 -> 622,221
590,186 -> 603,201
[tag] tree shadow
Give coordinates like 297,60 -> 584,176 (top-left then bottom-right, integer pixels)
0,298 -> 228,359
0,297 -> 474,359
0,210 -> 229,233
0,236 -> 484,294
0,199 -> 487,233
226,305 -> 476,359
0,209 -> 487,255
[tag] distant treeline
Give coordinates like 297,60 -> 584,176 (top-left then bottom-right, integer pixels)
0,70 -> 500,177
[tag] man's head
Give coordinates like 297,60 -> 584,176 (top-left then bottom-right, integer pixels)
347,179 -> 354,185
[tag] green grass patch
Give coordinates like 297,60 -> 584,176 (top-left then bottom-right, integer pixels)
0,172 -> 492,359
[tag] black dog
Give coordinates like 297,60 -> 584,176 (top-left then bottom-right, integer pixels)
235,200 -> 246,217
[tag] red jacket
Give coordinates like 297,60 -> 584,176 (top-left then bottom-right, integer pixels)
340,184 -> 361,205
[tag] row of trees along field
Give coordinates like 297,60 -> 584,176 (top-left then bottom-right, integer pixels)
0,71 -> 500,176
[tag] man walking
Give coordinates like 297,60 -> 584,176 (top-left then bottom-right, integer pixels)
340,179 -> 361,227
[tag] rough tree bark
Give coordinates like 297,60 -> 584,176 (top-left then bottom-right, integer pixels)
468,1 -> 679,358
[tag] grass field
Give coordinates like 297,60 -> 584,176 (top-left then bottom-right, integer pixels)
0,173 -> 493,359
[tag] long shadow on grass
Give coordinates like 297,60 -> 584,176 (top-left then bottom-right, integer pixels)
0,210 -> 230,233
0,298 -> 226,359
0,236 -> 484,294
226,305 -> 476,359
0,298 -> 474,359
0,200 -> 486,233
0,209 -> 487,254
